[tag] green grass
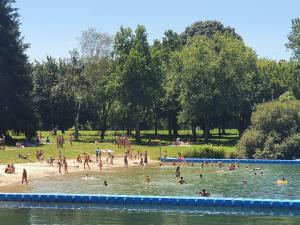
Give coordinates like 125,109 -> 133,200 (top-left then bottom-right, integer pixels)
1,129 -> 238,164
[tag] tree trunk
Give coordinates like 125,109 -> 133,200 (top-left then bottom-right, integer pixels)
154,120 -> 158,138
218,127 -> 221,144
192,124 -> 197,143
204,118 -> 210,143
167,116 -> 172,140
172,115 -> 178,137
135,119 -> 141,143
74,101 -> 81,141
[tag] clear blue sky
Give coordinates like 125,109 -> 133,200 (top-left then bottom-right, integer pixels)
15,0 -> 299,61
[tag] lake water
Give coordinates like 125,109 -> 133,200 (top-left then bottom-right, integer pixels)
0,163 -> 300,224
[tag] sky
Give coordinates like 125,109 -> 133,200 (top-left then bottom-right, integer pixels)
14,0 -> 300,61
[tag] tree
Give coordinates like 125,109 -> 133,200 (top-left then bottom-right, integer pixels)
286,18 -> 300,60
32,57 -> 73,131
113,25 -> 160,142
176,34 -> 258,142
79,28 -> 114,140
181,20 -> 242,44
0,0 -> 35,137
237,100 -> 300,159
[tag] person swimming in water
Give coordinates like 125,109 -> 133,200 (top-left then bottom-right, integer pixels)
242,179 -> 247,184
199,173 -> 203,178
199,189 -> 210,196
178,177 -> 187,184
145,175 -> 151,183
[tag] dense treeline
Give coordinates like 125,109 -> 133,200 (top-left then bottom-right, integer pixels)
1,0 -> 300,145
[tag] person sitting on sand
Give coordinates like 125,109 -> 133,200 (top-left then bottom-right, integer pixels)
178,177 -> 187,185
76,155 -> 82,163
22,169 -> 28,184
10,164 -> 15,173
5,164 -> 13,174
47,156 -> 54,166
199,189 -> 210,197
104,180 -> 108,186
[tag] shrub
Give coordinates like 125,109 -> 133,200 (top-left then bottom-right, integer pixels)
183,146 -> 226,158
237,100 -> 300,159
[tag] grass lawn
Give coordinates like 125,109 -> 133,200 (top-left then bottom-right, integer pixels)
0,129 -> 239,164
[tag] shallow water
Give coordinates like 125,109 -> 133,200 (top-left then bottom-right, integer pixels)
1,163 -> 300,225
2,164 -> 300,200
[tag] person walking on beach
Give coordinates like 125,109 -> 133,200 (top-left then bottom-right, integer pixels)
83,153 -> 90,170
58,159 -> 62,174
63,157 -> 68,174
124,152 -> 128,168
144,151 -> 148,164
22,169 -> 28,184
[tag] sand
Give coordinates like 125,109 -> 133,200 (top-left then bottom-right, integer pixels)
0,156 -> 159,187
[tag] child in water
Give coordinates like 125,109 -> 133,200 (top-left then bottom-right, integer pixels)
145,175 -> 151,183
199,189 -> 210,197
178,177 -> 187,184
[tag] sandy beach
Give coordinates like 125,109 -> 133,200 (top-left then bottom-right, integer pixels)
0,156 -> 159,187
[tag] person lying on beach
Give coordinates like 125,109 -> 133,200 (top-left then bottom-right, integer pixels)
18,154 -> 28,160
199,189 -> 210,197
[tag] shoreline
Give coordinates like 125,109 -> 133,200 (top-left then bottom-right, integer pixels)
0,157 -> 159,188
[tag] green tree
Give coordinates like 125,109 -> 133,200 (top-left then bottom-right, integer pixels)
32,57 -> 73,131
113,25 -> 160,142
237,100 -> 300,159
0,0 -> 35,137
286,18 -> 300,60
79,28 -> 114,140
181,20 -> 242,44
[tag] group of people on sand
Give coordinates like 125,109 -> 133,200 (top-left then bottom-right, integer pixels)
3,163 -> 28,185
57,156 -> 68,174
5,164 -> 15,174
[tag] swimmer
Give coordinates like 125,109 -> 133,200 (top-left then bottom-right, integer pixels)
242,179 -> 247,184
178,177 -> 187,185
217,169 -> 225,174
199,189 -> 210,197
104,180 -> 108,186
145,175 -> 151,183
200,174 -> 203,178
276,178 -> 288,185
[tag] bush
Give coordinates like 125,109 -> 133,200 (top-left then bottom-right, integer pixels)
184,146 -> 226,159
237,100 -> 300,159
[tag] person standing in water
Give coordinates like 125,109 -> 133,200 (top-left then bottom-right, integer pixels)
22,169 -> 28,184
175,166 -> 181,178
